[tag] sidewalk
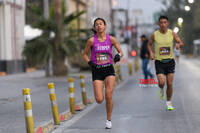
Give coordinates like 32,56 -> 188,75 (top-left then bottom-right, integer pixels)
0,70 -> 91,99
0,70 -> 93,133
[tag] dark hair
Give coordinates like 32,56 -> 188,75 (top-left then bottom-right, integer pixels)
92,18 -> 106,34
159,15 -> 168,21
140,34 -> 146,38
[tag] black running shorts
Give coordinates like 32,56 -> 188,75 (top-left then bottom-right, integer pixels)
155,59 -> 175,75
92,64 -> 115,81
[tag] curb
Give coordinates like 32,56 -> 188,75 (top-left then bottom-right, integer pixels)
75,104 -> 85,111
35,121 -> 54,133
51,75 -> 134,133
35,98 -> 95,133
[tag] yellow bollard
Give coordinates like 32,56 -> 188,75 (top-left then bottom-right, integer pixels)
134,58 -> 140,72
68,78 -> 76,114
22,88 -> 34,133
80,75 -> 87,105
48,83 -> 60,125
114,65 -> 119,84
118,65 -> 122,81
115,66 -> 118,84
128,63 -> 133,75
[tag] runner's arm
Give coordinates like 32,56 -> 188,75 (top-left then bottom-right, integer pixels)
147,34 -> 155,60
82,38 -> 93,62
173,32 -> 184,49
110,36 -> 124,57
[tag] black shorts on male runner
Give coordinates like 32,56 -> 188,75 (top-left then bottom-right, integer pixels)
155,59 -> 175,75
92,64 -> 115,81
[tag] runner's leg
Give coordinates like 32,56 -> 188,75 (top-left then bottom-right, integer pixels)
105,75 -> 115,121
145,59 -> 154,78
93,80 -> 104,104
142,59 -> 148,79
157,74 -> 165,99
166,73 -> 174,101
157,74 -> 165,89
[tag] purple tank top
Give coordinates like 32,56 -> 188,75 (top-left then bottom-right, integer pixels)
90,34 -> 113,65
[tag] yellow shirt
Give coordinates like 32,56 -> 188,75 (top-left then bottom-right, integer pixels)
154,29 -> 174,60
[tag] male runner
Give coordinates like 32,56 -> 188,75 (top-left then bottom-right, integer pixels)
147,16 -> 184,110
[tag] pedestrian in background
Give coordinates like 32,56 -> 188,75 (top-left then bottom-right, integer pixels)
140,35 -> 154,80
174,47 -> 180,63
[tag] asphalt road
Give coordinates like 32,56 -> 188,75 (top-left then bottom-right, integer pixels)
0,64 -> 129,133
52,57 -> 200,133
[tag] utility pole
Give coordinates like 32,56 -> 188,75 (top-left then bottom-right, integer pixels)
43,0 -> 51,76
14,0 -> 18,72
126,0 -> 130,45
76,0 -> 80,39
43,0 -> 49,19
135,17 -> 138,54
109,0 -> 114,35
126,0 -> 130,28
85,0 -> 89,29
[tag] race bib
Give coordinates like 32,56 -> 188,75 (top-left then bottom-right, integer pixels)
159,47 -> 170,55
96,53 -> 110,64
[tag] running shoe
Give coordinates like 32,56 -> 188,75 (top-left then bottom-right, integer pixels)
166,101 -> 174,111
159,88 -> 165,100
105,120 -> 112,129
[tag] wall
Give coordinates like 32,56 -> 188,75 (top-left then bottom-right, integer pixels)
0,0 -> 26,73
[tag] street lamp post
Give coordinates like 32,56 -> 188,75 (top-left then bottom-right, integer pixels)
109,0 -> 118,35
109,0 -> 114,35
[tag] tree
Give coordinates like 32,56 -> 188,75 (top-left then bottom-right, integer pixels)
23,0 -> 85,76
193,4 -> 200,38
53,0 -> 65,75
43,0 -> 51,77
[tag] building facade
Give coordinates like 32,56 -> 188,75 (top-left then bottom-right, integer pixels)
65,0 -> 112,33
87,0 -> 112,33
0,0 -> 25,74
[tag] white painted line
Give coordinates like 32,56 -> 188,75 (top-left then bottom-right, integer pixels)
51,103 -> 97,133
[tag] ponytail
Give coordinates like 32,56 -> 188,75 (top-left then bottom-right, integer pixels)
92,28 -> 97,34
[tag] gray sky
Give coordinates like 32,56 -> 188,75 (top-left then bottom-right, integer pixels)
116,0 -> 165,24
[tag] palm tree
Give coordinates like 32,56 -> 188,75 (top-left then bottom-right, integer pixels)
23,0 -> 85,76
53,0 -> 65,75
